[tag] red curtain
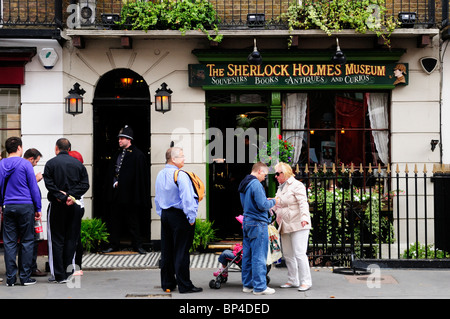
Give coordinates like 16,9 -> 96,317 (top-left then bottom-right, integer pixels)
336,95 -> 365,165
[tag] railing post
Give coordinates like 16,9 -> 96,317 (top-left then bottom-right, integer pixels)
443,0 -> 449,27
55,0 -> 63,28
428,0 -> 435,25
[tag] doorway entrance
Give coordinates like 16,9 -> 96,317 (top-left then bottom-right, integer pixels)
207,92 -> 270,239
93,68 -> 151,243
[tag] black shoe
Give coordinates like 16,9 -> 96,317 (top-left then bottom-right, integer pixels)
21,278 -> 37,286
6,276 -> 16,287
181,286 -> 203,294
136,247 -> 147,254
102,247 -> 117,253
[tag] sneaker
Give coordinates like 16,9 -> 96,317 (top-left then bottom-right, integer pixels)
253,287 -> 275,295
298,285 -> 311,292
72,270 -> 83,276
242,286 -> 253,293
280,283 -> 299,288
21,278 -> 37,286
6,277 -> 16,287
213,268 -> 228,277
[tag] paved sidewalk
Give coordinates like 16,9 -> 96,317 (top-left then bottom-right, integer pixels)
0,254 -> 449,301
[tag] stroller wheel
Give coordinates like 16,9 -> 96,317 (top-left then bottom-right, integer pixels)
214,280 -> 221,289
209,279 -> 216,289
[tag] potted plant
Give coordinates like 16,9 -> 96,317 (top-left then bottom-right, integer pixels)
256,135 -> 295,167
191,218 -> 218,253
80,218 -> 110,253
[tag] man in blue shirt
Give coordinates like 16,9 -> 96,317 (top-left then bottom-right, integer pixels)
238,162 -> 277,295
155,147 -> 202,293
0,137 -> 42,286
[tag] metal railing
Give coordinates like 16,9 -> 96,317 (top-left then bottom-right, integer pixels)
299,163 -> 450,268
0,0 -> 440,30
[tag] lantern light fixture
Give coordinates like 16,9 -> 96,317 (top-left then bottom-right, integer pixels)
155,82 -> 173,114
120,77 -> 134,89
65,82 -> 85,116
331,38 -> 346,65
247,38 -> 262,66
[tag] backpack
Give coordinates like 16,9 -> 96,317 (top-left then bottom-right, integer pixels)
174,169 -> 205,202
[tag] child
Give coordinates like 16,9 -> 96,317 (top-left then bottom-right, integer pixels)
213,215 -> 244,277
213,243 -> 243,278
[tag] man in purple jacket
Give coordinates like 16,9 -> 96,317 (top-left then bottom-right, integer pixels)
0,137 -> 42,286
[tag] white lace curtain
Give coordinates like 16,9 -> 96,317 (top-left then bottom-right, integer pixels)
367,92 -> 389,165
282,93 -> 308,165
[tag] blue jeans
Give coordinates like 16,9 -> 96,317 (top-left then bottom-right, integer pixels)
2,204 -> 35,285
242,220 -> 268,292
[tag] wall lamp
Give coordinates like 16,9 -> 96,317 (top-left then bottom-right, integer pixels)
155,82 -> 172,114
65,82 -> 85,116
431,139 -> 439,152
332,38 -> 346,65
247,38 -> 262,66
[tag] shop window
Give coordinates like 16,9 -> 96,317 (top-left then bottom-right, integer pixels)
281,91 -> 389,168
0,88 -> 21,158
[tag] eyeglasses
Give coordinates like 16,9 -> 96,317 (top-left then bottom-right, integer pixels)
275,172 -> 283,177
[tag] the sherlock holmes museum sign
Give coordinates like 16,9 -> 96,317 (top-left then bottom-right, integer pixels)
189,62 -> 408,89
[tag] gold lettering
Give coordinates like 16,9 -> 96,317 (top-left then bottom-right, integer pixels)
280,64 -> 289,76
250,65 -> 257,76
302,65 -> 310,76
327,64 -> 335,76
206,64 -> 216,77
227,64 -> 235,77
242,64 -> 249,77
264,65 -> 273,76
293,64 -> 301,76
316,65 -> 326,76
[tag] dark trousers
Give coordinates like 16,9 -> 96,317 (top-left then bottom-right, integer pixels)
160,207 -> 195,293
2,204 -> 35,285
109,202 -> 142,250
47,201 -> 82,281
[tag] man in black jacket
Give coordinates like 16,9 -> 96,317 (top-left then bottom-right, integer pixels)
44,138 -> 89,283
103,125 -> 150,254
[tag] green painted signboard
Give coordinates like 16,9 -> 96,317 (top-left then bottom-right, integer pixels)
188,62 -> 408,90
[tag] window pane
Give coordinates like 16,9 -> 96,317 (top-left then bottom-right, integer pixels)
0,88 -> 21,158
308,92 -> 335,129
281,91 -> 389,168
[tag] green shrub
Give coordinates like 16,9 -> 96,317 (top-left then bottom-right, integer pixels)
80,218 -> 109,253
191,218 -> 218,252
402,243 -> 448,259
118,0 -> 223,42
283,0 -> 399,47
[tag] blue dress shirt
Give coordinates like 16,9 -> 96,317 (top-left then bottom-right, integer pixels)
155,164 -> 199,224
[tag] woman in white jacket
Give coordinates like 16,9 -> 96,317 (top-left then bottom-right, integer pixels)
274,162 -> 312,291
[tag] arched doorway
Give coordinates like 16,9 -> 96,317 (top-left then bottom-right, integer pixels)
93,68 -> 151,245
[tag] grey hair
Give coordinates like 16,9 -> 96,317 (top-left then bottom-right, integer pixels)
165,147 -> 183,163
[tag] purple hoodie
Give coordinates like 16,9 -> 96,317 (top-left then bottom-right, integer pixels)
0,156 -> 41,212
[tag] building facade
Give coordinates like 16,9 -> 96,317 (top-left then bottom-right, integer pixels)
0,0 -> 446,254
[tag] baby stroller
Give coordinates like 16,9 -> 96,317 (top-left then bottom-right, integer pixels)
209,215 -> 272,289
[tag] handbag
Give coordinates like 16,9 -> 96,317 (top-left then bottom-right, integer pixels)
267,225 -> 282,265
